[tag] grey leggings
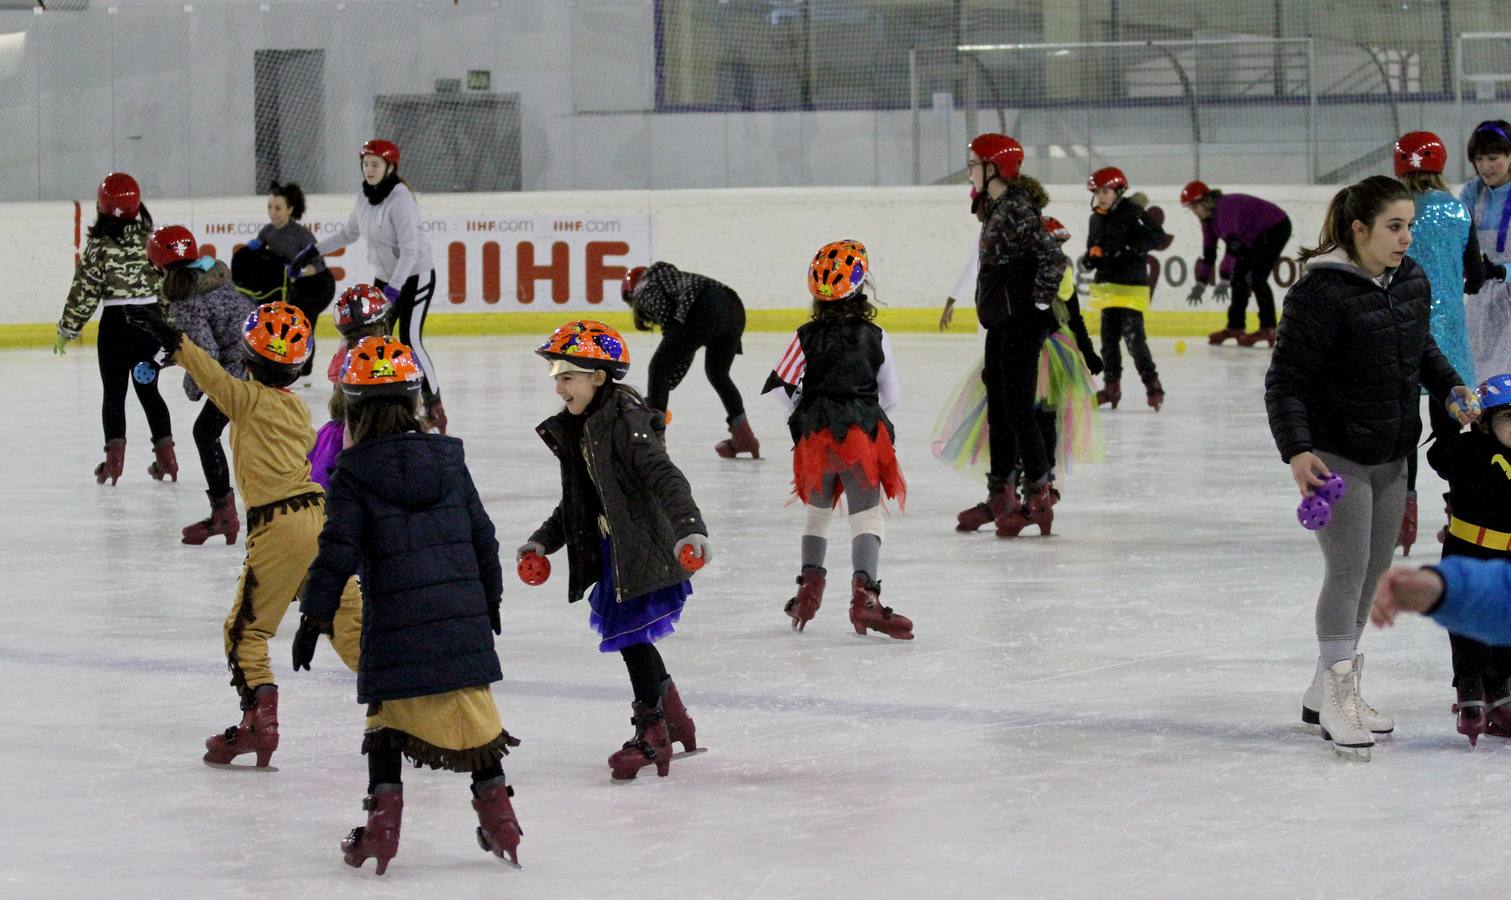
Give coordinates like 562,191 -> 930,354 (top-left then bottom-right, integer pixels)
803,467 -> 884,580
1313,452 -> 1407,660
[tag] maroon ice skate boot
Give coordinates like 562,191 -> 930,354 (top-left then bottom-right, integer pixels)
1397,491 -> 1418,557
1208,327 -> 1244,345
1145,376 -> 1165,412
1485,678 -> 1511,739
996,480 -> 1057,538
785,565 -> 826,631
1236,326 -> 1277,348
203,684 -> 279,769
659,678 -> 699,753
94,438 -> 126,486
182,491 -> 240,546
1095,379 -> 1121,409
1454,677 -> 1488,747
958,482 -> 1012,533
715,414 -> 760,459
147,436 -> 178,482
342,784 -> 403,875
848,575 -> 913,640
472,778 -> 523,868
607,700 -> 673,780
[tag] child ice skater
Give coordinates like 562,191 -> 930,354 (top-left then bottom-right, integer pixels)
307,283 -> 394,489
519,320 -> 712,780
764,240 -> 912,639
296,335 -> 522,873
1084,166 -> 1167,410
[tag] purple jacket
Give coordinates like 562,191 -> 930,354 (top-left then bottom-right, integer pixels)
308,418 -> 344,489
1200,193 -> 1289,282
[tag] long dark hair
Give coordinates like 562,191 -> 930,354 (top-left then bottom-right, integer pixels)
347,394 -> 422,444
268,181 -> 307,220
87,204 -> 154,243
811,291 -> 877,324
1297,175 -> 1411,264
160,264 -> 201,303
1468,120 -> 1511,162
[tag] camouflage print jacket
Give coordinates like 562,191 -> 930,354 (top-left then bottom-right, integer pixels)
58,222 -> 162,338
975,186 -> 1066,330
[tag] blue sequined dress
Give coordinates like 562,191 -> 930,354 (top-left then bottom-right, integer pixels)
1408,189 -> 1475,386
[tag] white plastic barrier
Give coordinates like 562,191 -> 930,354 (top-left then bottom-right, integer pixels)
8,184 -> 1362,326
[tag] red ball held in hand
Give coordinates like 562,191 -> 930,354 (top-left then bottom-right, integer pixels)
517,552 -> 550,586
679,544 -> 705,573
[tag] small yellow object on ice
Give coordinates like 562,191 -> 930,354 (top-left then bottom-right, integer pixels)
1174,340 -> 1188,354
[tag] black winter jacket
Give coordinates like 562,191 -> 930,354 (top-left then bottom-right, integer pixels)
1085,197 -> 1167,287
1264,253 -> 1462,465
302,433 -> 503,704
531,386 -> 707,604
1428,427 -> 1511,561
975,187 -> 1066,329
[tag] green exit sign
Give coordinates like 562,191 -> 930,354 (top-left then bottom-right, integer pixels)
467,70 -> 491,91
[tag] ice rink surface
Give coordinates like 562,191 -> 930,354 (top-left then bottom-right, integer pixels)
4,331 -> 1507,898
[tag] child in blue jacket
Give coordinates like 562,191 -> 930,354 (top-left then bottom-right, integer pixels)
1373,556 -> 1511,647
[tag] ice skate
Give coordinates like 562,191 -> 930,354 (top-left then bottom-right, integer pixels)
996,480 -> 1056,538
1316,658 -> 1374,760
203,685 -> 279,770
1351,653 -> 1394,735
1208,327 -> 1245,345
472,778 -> 523,868
1236,327 -> 1277,348
1145,376 -> 1165,412
1453,677 -> 1488,748
607,700 -> 673,780
1095,379 -> 1121,409
94,438 -> 125,486
957,484 -> 1011,533
785,565 -> 825,631
1397,491 -> 1417,557
660,678 -> 704,757
715,414 -> 760,459
1301,655 -> 1392,735
1485,678 -> 1511,739
342,784 -> 402,875
182,491 -> 239,546
848,575 -> 913,640
147,436 -> 178,482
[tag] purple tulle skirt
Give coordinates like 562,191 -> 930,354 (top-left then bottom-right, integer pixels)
587,538 -> 691,653
308,419 -> 344,489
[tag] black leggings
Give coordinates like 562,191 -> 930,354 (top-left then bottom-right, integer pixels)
193,401 -> 232,498
1099,307 -> 1158,385
1226,218 -> 1291,330
366,745 -> 504,793
646,286 -> 746,419
621,642 -> 669,707
97,306 -> 172,443
985,321 -> 1052,488
376,270 -> 438,403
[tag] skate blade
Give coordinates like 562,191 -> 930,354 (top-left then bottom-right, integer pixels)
1330,744 -> 1372,762
202,758 -> 280,773
671,747 -> 708,761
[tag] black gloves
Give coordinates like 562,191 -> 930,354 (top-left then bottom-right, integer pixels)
488,598 -> 501,636
122,304 -> 184,357
291,614 -> 325,671
1485,254 -> 1507,282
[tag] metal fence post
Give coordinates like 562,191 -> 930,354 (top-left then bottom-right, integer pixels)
1307,38 -> 1318,184
910,46 -> 920,185
1454,33 -> 1464,184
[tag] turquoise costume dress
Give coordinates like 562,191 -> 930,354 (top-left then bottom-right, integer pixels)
1409,189 -> 1475,386
1459,179 -> 1511,382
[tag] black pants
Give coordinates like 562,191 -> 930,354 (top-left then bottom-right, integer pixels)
1099,307 -> 1158,385
366,745 -> 504,793
193,401 -> 232,498
621,642 -> 669,706
375,270 -> 438,404
1226,218 -> 1291,330
97,306 -> 172,443
1035,407 -> 1058,476
1405,399 -> 1460,493
289,269 -> 337,323
646,286 -> 746,419
985,321 -> 1052,487
1444,541 -> 1511,687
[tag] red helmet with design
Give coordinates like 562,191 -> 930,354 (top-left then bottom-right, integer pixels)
1394,131 -> 1447,176
622,265 -> 647,303
333,283 -> 393,335
339,336 -> 423,400
360,139 -> 400,168
536,319 -> 631,380
97,172 -> 141,219
807,239 -> 869,302
242,301 -> 314,373
147,225 -> 199,269
1042,216 -> 1071,243
968,133 -> 1024,181
1179,180 -> 1212,207
1087,166 -> 1128,192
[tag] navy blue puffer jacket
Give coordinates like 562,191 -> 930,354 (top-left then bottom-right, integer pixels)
302,432 -> 503,703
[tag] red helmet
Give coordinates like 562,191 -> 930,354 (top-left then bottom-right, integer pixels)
1041,216 -> 1071,243
333,283 -> 393,335
1179,180 -> 1212,207
968,133 -> 1024,181
1394,131 -> 1447,176
97,172 -> 141,219
1087,166 -> 1128,192
622,265 -> 647,303
360,139 -> 400,168
147,225 -> 199,269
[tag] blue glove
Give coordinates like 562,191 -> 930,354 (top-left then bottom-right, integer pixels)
381,284 -> 402,304
244,238 -> 263,251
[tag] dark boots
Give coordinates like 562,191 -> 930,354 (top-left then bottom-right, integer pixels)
1487,678 -> 1511,739
848,575 -> 913,640
94,438 -> 126,485
715,414 -> 760,459
1208,327 -> 1245,345
660,678 -> 698,753
1145,376 -> 1165,412
182,491 -> 240,546
958,482 -> 1013,533
995,479 -> 1058,538
148,437 -> 178,482
342,784 -> 403,875
1237,326 -> 1277,348
607,700 -> 673,780
1096,379 -> 1121,409
1397,491 -> 1418,557
204,684 -> 279,768
472,777 -> 524,867
1455,678 -> 1488,747
785,565 -> 826,631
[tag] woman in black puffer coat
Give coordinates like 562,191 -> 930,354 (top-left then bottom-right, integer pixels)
298,336 -> 522,873
1264,175 -> 1477,759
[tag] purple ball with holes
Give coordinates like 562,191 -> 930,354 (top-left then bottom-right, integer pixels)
1315,473 -> 1347,505
1297,494 -> 1333,530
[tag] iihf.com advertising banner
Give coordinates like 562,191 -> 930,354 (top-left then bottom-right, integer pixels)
189,212 -> 654,310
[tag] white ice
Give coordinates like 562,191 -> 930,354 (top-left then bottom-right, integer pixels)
3,333 -> 1504,898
